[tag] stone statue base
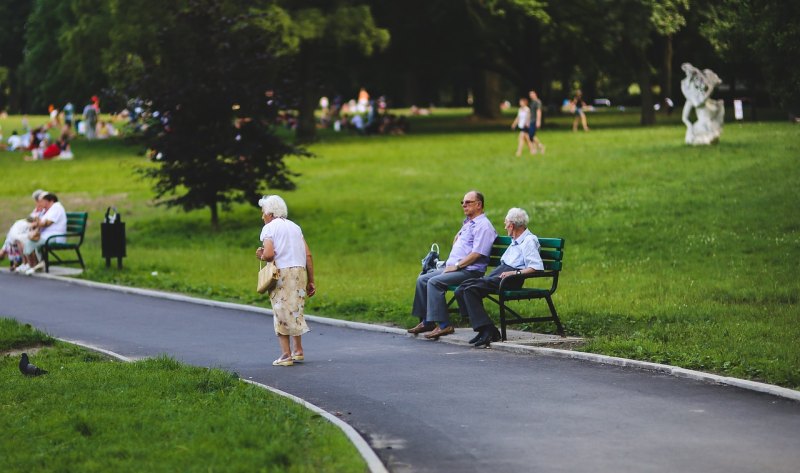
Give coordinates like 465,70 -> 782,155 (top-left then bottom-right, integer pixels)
685,98 -> 724,145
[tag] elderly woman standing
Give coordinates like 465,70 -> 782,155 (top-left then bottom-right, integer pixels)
255,195 -> 316,367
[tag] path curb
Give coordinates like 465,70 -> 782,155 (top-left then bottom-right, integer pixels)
57,337 -> 388,473
33,271 -> 799,403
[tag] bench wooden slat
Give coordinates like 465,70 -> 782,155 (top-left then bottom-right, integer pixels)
538,237 -> 564,249
543,260 -> 562,271
540,249 -> 563,261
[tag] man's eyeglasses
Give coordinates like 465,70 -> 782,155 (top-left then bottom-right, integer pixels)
461,200 -> 477,205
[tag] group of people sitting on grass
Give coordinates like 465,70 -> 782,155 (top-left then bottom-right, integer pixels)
0,189 -> 68,275
3,123 -> 74,160
319,91 -> 411,136
409,190 -> 544,347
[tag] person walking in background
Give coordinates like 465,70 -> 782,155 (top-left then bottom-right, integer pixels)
570,90 -> 589,132
408,190 -> 497,339
528,90 -> 546,154
511,97 -> 531,157
255,195 -> 316,367
454,207 -> 544,347
63,102 -> 75,128
47,105 -> 60,128
82,100 -> 98,139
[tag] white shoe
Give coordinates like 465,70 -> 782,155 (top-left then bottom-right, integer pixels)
25,261 -> 45,276
17,264 -> 30,272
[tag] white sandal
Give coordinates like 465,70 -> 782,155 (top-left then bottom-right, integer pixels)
272,355 -> 293,367
291,352 -> 304,362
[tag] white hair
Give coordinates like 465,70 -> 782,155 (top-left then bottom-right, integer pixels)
258,194 -> 288,218
32,189 -> 48,201
505,207 -> 529,228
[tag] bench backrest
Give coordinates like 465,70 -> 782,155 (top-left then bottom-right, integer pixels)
66,212 -> 89,235
489,235 -> 564,271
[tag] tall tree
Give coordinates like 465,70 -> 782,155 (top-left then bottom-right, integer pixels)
701,0 -> 800,114
464,0 -> 550,118
651,0 -> 688,112
0,0 -> 33,112
20,0 -> 111,112
107,0 -> 309,227
252,1 -> 389,143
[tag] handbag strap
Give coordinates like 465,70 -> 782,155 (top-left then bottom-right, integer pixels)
431,243 -> 439,253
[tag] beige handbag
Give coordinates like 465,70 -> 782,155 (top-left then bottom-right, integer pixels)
257,260 -> 279,294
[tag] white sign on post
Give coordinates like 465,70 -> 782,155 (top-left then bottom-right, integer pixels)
734,99 -> 744,120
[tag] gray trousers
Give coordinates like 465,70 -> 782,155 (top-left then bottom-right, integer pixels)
412,268 -> 482,323
454,264 -> 522,330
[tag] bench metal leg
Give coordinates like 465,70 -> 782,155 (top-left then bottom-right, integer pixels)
499,301 -> 508,341
75,248 -> 85,269
545,295 -> 565,337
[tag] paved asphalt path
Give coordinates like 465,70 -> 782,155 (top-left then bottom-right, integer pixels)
2,272 -> 799,473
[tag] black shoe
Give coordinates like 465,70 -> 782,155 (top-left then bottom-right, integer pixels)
473,327 -> 501,348
469,325 -> 494,344
468,332 -> 482,344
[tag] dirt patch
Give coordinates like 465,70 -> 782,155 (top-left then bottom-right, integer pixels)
2,344 -> 48,357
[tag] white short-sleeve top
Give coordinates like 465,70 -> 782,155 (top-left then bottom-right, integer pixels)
40,202 -> 67,244
259,218 -> 306,269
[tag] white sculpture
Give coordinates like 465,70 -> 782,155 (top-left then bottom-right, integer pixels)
681,63 -> 725,145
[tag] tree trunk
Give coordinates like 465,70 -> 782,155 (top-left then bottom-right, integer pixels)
402,70 -> 419,107
295,87 -> 317,143
472,68 -> 501,119
295,48 -> 317,143
209,201 -> 219,229
661,35 -> 674,104
8,68 -> 24,113
638,52 -> 656,126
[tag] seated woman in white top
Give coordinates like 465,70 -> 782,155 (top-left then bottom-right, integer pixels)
23,193 -> 68,274
1,189 -> 48,271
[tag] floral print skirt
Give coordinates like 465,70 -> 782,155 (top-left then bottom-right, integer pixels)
269,266 -> 310,336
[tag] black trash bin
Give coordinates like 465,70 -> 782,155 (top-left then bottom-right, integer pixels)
101,207 -> 126,268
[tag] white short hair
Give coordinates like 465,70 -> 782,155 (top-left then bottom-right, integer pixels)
258,195 -> 288,218
32,189 -> 48,201
505,207 -> 529,228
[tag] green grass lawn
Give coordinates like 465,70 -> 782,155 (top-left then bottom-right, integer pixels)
0,318 -> 366,472
1,110 -> 798,389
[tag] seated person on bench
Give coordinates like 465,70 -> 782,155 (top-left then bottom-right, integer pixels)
22,193 -> 67,275
454,207 -> 543,347
1,189 -> 48,272
408,190 -> 497,339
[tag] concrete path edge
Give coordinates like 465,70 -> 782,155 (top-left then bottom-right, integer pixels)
29,271 -> 799,402
56,336 -> 389,473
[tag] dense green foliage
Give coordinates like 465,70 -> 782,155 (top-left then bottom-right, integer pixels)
1,110 -> 798,389
4,1 -> 799,120
0,318 -> 366,472
107,0 -> 312,225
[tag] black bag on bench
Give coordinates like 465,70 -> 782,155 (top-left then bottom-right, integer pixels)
420,243 -> 440,275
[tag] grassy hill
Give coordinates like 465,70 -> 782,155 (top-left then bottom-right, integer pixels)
2,109 -> 798,388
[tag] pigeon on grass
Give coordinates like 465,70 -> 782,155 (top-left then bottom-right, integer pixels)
19,353 -> 48,376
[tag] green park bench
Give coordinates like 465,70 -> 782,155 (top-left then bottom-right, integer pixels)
446,236 -> 566,340
43,212 -> 88,273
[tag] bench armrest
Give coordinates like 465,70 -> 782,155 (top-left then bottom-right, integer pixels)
498,270 -> 559,291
